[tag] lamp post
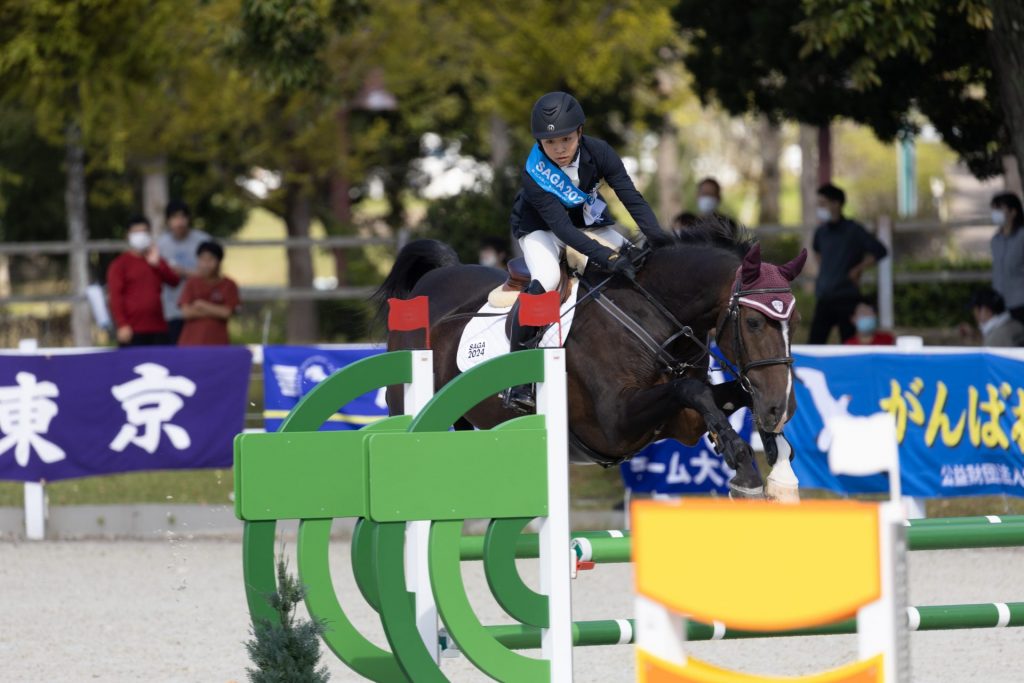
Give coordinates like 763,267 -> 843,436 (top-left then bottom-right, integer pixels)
329,68 -> 397,286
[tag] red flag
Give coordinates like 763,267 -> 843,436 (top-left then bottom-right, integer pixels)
518,290 -> 562,346
387,296 -> 430,348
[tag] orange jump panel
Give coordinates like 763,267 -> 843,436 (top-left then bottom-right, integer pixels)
632,499 -> 881,631
637,651 -> 883,683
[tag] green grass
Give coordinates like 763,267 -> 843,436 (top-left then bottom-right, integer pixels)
2,464 -> 1023,518
0,469 -> 233,507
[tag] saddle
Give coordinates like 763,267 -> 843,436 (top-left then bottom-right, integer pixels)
486,234 -> 610,309
487,257 -> 575,309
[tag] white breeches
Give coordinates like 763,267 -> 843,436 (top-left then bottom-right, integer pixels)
518,227 -> 627,291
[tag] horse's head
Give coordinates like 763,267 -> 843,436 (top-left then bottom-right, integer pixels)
718,244 -> 807,433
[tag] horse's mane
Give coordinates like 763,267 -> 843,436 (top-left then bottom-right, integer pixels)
648,215 -> 756,259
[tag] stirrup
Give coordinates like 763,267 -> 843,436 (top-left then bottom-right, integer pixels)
501,384 -> 536,413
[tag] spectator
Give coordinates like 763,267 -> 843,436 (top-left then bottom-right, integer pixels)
157,199 -> 211,344
107,216 -> 180,346
808,183 -> 888,344
970,287 -> 1024,347
478,236 -> 510,269
178,241 -> 240,346
694,177 -> 738,235
990,192 -> 1024,324
843,298 -> 895,346
670,211 -> 698,234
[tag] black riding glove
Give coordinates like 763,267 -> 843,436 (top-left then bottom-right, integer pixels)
596,251 -> 636,280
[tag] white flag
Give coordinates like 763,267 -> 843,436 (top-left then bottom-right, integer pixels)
827,412 -> 899,477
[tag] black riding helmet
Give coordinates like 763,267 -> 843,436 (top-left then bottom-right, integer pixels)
531,92 -> 585,139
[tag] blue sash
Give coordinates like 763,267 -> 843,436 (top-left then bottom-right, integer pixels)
525,144 -> 589,208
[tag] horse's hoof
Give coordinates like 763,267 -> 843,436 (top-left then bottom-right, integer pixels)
728,481 -> 765,499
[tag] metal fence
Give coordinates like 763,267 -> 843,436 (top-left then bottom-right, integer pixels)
0,217 -> 995,331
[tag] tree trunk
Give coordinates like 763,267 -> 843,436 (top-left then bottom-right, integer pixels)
490,113 -> 511,171
656,113 -> 682,226
799,124 -> 819,278
989,0 -> 1024,189
141,156 -> 169,235
284,182 -> 318,343
65,121 -> 92,346
329,107 -> 351,286
757,117 -> 782,225
816,123 -> 832,185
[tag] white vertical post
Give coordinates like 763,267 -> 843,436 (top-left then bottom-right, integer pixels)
403,350 -> 439,663
24,481 -> 46,540
857,501 -> 910,683
877,216 -> 895,330
18,339 -> 46,541
537,349 -> 573,679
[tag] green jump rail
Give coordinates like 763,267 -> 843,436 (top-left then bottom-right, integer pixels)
458,521 -> 1024,564
457,602 -> 1024,652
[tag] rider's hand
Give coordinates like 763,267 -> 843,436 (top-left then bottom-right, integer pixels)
604,252 -> 637,280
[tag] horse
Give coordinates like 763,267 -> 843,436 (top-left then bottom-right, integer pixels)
374,219 -> 807,498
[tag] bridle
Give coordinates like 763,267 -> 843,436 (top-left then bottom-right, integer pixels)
714,278 -> 795,393
583,255 -> 795,395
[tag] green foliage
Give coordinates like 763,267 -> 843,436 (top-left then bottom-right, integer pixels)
795,0 -> 1004,178
245,554 -> 330,683
422,175 -> 518,263
675,0 -> 1004,178
893,259 -> 991,328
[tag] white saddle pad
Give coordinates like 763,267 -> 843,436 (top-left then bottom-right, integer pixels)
456,280 -> 581,372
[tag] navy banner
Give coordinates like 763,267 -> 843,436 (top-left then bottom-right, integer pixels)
788,348 -> 1024,498
262,345 -> 385,432
0,346 -> 251,482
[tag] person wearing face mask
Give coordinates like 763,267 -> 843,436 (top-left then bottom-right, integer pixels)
989,192 -> 1024,325
478,236 -> 509,269
106,216 -> 180,346
843,298 -> 895,346
157,200 -> 212,344
969,287 -> 1024,347
694,177 -> 738,235
808,183 -> 888,344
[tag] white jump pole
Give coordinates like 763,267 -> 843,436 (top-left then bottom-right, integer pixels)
402,350 -> 439,663
537,348 -> 573,679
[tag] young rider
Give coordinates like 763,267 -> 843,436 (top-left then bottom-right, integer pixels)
505,91 -> 666,409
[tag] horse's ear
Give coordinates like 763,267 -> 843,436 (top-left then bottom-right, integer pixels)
778,248 -> 808,282
741,243 -> 762,285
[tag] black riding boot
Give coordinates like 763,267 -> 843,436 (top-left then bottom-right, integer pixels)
502,280 -> 545,412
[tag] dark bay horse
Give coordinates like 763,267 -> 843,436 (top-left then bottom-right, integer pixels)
375,221 -> 806,497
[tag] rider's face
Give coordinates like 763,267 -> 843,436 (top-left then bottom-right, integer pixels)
541,130 -> 581,167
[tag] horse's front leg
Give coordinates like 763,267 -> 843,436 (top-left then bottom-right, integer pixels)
761,430 -> 800,502
628,378 -> 764,498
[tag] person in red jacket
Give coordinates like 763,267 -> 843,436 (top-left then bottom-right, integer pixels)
107,216 -> 180,346
844,298 -> 896,346
178,241 -> 240,346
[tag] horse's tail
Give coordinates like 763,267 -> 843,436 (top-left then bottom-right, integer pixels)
371,239 -> 460,325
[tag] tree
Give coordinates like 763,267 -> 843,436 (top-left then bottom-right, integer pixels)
674,0 -> 1005,184
797,0 -> 1011,181
245,555 -> 330,683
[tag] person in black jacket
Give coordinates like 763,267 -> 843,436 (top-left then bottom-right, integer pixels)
504,91 -> 666,409
808,183 -> 888,344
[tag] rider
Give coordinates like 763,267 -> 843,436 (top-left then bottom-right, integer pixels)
505,91 -> 667,409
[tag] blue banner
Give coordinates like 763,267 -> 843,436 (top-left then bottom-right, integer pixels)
788,348 -> 1024,498
620,350 -> 753,495
0,346 -> 251,482
620,409 -> 752,495
262,345 -> 386,432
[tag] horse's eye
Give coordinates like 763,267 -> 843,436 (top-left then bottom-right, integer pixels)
745,317 -> 760,330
